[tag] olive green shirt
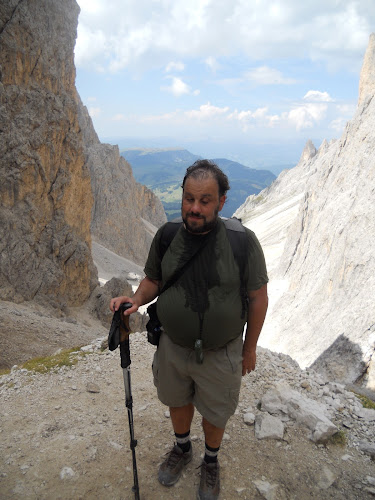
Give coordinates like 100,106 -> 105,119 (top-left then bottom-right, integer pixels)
144,218 -> 268,350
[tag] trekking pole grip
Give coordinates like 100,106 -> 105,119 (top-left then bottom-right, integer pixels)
120,338 -> 131,368
119,302 -> 132,369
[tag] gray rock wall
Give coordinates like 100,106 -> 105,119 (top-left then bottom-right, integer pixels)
273,71 -> 375,386
0,0 -> 97,306
237,33 -> 375,388
0,0 -> 167,310
77,102 -> 167,266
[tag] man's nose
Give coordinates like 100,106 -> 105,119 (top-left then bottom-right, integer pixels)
191,201 -> 201,213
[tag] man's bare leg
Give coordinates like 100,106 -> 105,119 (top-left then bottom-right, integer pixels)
170,403 -> 194,433
202,417 -> 225,448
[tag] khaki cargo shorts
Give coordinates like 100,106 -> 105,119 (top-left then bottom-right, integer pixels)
152,333 -> 243,429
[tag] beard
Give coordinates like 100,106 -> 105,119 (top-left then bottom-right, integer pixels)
182,207 -> 220,234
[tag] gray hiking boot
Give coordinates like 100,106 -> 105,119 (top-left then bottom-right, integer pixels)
158,444 -> 193,486
197,460 -> 220,499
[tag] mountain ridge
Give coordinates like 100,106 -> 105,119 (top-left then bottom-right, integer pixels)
121,148 -> 276,219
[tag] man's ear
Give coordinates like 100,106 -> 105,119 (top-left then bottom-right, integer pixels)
219,195 -> 226,211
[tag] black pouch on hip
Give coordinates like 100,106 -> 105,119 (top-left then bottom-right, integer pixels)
146,302 -> 162,346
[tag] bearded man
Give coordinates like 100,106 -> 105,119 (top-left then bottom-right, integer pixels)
110,159 -> 268,499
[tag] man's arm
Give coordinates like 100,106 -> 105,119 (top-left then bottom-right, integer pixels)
109,277 -> 160,316
242,283 -> 268,376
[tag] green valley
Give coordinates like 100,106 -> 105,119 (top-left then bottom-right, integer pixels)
121,148 -> 276,219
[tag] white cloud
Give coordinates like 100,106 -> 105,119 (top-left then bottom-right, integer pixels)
164,77 -> 190,96
227,107 -> 279,132
245,66 -> 297,85
336,104 -> 356,115
74,23 -> 107,71
286,103 -> 328,131
75,0 -> 374,73
162,77 -> 199,97
303,90 -> 333,102
185,102 -> 230,120
165,61 -> 185,72
88,106 -> 101,118
77,0 -> 104,13
205,56 -> 220,73
92,92 -> 354,140
327,103 -> 356,133
329,117 -> 348,132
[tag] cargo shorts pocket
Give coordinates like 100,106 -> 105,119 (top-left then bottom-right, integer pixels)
152,350 -> 159,386
224,336 -> 243,374
228,388 -> 240,410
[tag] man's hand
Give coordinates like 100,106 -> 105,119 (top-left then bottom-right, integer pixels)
110,296 -> 138,315
242,284 -> 268,376
242,347 -> 256,376
109,277 -> 160,317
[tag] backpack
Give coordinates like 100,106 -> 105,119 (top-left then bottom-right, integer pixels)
158,217 -> 249,319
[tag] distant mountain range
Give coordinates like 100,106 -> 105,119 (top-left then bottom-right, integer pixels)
107,136 -> 301,176
121,148 -> 276,219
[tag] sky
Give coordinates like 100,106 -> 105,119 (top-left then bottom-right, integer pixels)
74,0 -> 374,167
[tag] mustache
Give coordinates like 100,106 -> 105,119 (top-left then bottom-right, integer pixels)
187,212 -> 205,219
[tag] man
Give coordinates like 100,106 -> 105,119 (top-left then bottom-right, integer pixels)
110,160 -> 268,499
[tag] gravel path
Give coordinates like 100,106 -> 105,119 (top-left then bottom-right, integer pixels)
1,331 -> 375,500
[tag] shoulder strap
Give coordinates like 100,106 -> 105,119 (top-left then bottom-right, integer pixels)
160,216 -> 246,258
158,217 -> 183,261
222,217 -> 249,319
222,217 -> 247,269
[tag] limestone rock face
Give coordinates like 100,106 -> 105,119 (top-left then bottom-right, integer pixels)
299,139 -> 317,163
359,33 -> 375,106
0,0 -> 97,306
77,103 -> 167,266
236,33 -> 375,388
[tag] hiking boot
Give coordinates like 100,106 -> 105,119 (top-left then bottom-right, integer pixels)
197,460 -> 220,500
158,444 -> 193,486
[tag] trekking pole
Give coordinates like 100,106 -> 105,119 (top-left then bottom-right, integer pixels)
116,302 -> 140,500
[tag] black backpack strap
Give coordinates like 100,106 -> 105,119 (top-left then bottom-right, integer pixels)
158,217 -> 183,261
222,217 -> 249,319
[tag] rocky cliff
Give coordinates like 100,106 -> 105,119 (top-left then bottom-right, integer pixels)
77,103 -> 166,266
0,0 -> 166,309
236,33 -> 375,389
359,33 -> 375,107
0,0 -> 97,306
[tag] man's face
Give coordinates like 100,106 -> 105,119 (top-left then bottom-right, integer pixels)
181,176 -> 226,234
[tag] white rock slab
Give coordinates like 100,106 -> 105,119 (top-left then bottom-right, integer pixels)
261,383 -> 337,442
255,413 -> 284,440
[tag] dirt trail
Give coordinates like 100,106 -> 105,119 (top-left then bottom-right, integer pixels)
1,328 -> 375,500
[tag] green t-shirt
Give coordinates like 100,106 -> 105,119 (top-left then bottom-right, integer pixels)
144,218 -> 268,350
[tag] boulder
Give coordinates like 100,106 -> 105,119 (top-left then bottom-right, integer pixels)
260,383 -> 337,442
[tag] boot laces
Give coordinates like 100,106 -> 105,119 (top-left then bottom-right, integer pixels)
198,461 -> 218,487
165,446 -> 182,467
205,463 -> 217,487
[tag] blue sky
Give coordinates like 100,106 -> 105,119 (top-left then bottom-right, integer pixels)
74,0 -> 374,166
